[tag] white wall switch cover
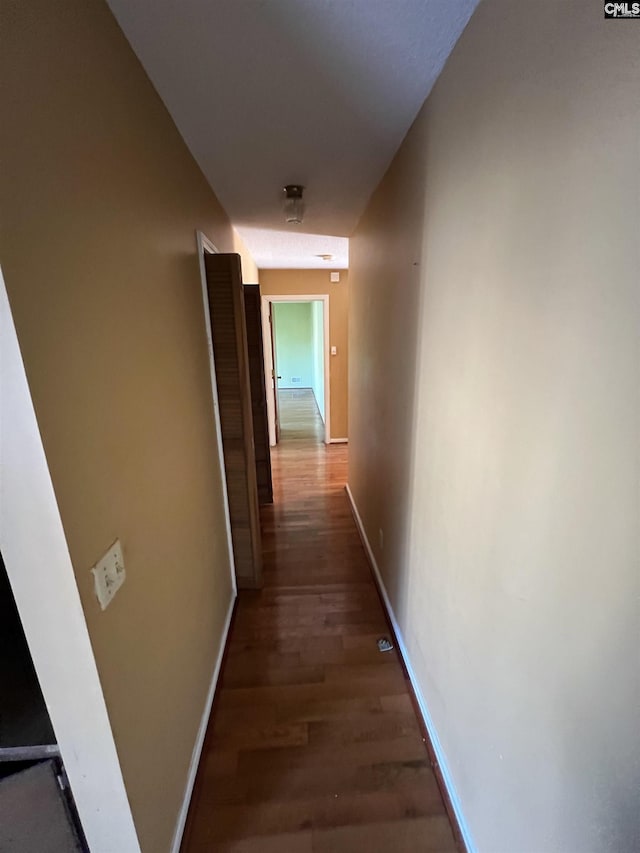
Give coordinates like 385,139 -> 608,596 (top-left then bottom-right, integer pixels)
331,346 -> 337,356
330,272 -> 340,283
91,539 -> 126,610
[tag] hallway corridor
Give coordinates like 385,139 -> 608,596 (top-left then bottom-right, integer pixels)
181,396 -> 458,852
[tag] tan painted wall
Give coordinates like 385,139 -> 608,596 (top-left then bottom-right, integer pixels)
349,2 -> 639,851
260,269 -> 349,439
0,2 -> 255,850
233,228 -> 260,284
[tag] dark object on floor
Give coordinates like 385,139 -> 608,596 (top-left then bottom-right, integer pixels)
377,637 -> 394,652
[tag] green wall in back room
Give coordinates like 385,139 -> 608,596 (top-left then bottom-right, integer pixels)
274,302 -> 314,389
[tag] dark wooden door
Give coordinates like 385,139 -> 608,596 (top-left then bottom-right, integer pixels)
204,253 -> 262,589
243,285 -> 273,505
268,301 -> 281,443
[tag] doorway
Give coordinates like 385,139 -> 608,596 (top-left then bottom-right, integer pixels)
0,267 -> 140,852
261,295 -> 330,446
0,551 -> 87,851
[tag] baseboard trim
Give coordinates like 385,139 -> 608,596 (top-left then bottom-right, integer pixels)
170,591 -> 236,853
329,437 -> 348,444
344,484 -> 476,853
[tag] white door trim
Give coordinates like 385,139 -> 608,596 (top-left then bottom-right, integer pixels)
0,266 -> 141,853
261,294 -> 331,445
195,231 -> 237,596
261,299 -> 277,447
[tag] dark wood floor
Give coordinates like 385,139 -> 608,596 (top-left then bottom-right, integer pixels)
181,390 -> 457,852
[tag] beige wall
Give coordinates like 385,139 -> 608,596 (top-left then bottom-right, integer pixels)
233,228 -> 260,284
0,1 -> 254,850
260,269 -> 349,439
349,2 -> 639,852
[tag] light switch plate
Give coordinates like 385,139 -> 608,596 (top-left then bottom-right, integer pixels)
331,346 -> 337,356
91,539 -> 126,610
330,272 -> 340,283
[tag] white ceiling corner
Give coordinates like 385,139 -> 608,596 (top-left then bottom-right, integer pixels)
107,0 -> 479,269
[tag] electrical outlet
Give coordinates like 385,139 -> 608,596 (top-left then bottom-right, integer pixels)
91,539 -> 126,610
292,377 -> 301,383
379,528 -> 384,549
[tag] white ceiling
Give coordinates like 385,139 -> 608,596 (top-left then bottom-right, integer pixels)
107,0 -> 478,269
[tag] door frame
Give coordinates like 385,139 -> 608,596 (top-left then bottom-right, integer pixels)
268,301 -> 281,444
195,231 -> 237,596
261,294 -> 331,445
0,267 -> 141,852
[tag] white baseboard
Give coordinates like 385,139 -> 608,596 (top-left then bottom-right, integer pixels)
329,437 -> 348,444
344,484 -> 476,853
170,591 -> 236,853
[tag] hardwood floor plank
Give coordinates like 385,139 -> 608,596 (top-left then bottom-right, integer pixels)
207,787 -> 446,841
222,663 -> 326,689
211,721 -> 309,751
202,831 -> 313,853
235,734 -> 430,777
216,678 -> 406,709
306,711 -> 421,748
201,758 -> 437,807
298,644 -> 399,667
181,390 -> 458,852
311,816 -> 458,853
